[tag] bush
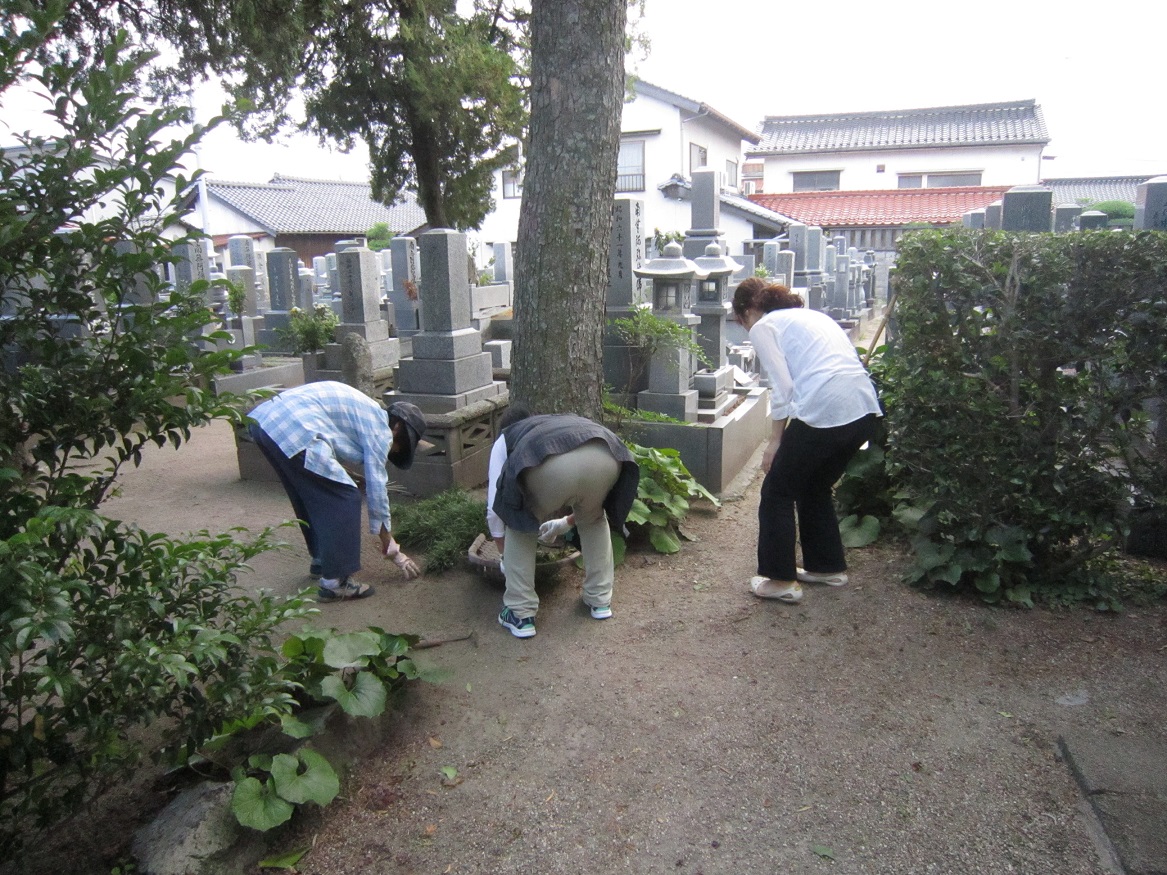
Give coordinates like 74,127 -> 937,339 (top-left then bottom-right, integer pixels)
280,303 -> 340,353
866,228 -> 1167,606
392,489 -> 488,573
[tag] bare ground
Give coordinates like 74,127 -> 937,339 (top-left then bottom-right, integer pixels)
19,418 -> 1167,875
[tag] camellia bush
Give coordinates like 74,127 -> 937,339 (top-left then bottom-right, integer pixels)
0,9 -> 420,858
851,228 -> 1167,606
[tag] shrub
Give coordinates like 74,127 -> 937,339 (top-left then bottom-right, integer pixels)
867,228 -> 1167,606
392,489 -> 489,573
280,303 -> 340,354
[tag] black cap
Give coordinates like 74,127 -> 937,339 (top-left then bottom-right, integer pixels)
387,401 -> 428,469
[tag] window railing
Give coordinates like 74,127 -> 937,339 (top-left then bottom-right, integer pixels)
616,172 -> 645,192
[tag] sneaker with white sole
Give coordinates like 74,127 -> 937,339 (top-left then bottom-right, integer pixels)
749,576 -> 803,603
498,607 -> 536,638
589,603 -> 613,620
796,568 -> 848,587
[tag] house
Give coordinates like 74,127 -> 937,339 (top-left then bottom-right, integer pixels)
191,174 -> 428,267
1040,175 -> 1160,208
473,79 -> 794,267
745,99 -> 1050,253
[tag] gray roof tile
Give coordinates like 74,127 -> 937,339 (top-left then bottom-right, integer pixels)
207,174 -> 428,236
751,100 -> 1050,156
1041,175 -> 1161,206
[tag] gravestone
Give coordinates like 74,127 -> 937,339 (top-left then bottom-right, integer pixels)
1134,176 -> 1167,231
984,200 -> 1003,230
227,236 -> 256,272
324,247 -> 401,375
253,250 -> 270,312
492,241 -> 514,283
1078,210 -> 1108,231
1002,185 -> 1053,232
172,241 -> 210,299
388,237 -> 421,336
963,209 -> 986,229
1053,204 -> 1082,233
602,198 -> 648,402
682,169 -> 727,260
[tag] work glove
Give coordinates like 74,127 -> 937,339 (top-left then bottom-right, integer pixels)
383,537 -> 421,580
538,516 -> 573,545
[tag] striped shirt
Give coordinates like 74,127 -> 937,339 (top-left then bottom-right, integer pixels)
250,381 -> 394,533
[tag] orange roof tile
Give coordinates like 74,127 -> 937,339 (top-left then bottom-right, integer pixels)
749,186 -> 1012,227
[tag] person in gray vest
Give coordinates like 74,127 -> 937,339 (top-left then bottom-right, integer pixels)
486,404 -> 640,638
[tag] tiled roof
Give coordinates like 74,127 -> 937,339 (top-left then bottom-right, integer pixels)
632,79 -> 761,145
1041,175 -> 1161,207
206,174 -> 428,236
751,100 -> 1049,156
749,187 -> 1012,228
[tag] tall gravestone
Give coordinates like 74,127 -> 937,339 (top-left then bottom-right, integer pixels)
389,229 -> 504,413
984,200 -> 1003,230
1134,176 -> 1167,230
172,241 -> 210,300
682,169 -> 727,260
1053,204 -> 1082,233
1078,211 -> 1108,231
388,237 -> 421,337
602,198 -> 647,401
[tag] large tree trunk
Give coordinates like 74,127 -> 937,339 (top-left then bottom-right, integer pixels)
511,0 -> 626,419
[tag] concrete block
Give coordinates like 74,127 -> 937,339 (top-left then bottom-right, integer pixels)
410,327 -> 484,361
394,352 -> 493,396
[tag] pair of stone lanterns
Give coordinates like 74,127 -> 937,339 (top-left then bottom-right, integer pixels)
633,240 -> 741,422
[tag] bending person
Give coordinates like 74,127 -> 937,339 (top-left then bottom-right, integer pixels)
249,381 -> 427,601
732,278 -> 882,604
486,405 -> 640,638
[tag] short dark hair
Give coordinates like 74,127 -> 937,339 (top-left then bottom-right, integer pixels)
732,277 -> 804,320
499,402 -> 532,430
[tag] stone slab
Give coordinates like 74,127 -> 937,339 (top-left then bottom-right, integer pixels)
1059,731 -> 1167,875
394,352 -> 493,396
410,327 -> 484,361
212,360 -> 305,395
389,381 -> 505,414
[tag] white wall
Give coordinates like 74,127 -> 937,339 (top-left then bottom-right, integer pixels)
760,143 -> 1046,192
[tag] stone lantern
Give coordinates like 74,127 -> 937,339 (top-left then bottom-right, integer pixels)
632,241 -> 707,422
689,242 -> 742,422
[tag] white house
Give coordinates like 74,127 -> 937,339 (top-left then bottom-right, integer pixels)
473,79 -> 793,267
749,99 -> 1051,195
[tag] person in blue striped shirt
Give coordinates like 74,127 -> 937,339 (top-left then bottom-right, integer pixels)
249,381 -> 428,601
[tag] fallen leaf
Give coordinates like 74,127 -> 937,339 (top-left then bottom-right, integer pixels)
425,824 -> 437,836
812,844 -> 836,860
429,737 -> 443,748
545,790 -> 555,802
999,711 -> 1013,718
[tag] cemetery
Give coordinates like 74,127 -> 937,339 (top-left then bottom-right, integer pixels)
3,10 -> 1166,875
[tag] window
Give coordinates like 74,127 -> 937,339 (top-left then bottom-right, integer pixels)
725,159 -> 738,188
502,169 -> 522,199
616,140 -> 645,192
792,170 -> 840,192
927,172 -> 982,187
899,171 -> 982,189
689,143 -> 708,174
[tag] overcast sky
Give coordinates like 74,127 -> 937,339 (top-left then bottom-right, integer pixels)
4,0 -> 1164,183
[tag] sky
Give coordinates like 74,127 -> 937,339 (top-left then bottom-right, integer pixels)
3,0 -> 1165,183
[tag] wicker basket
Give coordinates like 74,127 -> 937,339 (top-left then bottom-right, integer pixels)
467,533 -> 580,582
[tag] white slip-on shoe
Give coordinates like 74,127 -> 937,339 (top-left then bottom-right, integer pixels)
749,576 -> 803,603
796,568 -> 848,587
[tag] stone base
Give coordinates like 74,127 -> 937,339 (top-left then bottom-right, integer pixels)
386,381 -> 506,414
389,394 -> 511,497
395,352 -> 493,396
234,425 -> 280,482
624,387 -> 770,494
213,360 -> 305,395
637,389 -> 698,423
697,392 -> 734,423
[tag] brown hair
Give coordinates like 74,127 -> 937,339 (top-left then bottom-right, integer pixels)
732,277 -> 804,320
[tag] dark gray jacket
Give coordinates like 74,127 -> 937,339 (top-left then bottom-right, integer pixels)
492,414 -> 639,533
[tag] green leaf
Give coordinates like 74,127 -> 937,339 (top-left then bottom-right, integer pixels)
322,631 -> 383,669
440,766 -> 458,781
812,844 -> 837,860
258,848 -> 309,869
321,670 -> 387,717
232,777 -> 295,831
611,532 -> 627,566
269,750 -> 339,806
648,525 -> 682,554
839,514 -> 880,548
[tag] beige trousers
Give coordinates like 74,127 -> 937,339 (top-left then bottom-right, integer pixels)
502,440 -> 621,618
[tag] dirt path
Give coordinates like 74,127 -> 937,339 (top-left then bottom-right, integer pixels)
38,420 -> 1167,874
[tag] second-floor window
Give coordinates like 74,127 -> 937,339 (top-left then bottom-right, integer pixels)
502,169 -> 523,198
725,159 -> 738,188
792,170 -> 841,192
617,140 -> 645,192
690,143 -> 708,174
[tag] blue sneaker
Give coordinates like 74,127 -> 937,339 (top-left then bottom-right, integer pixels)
589,603 -> 613,620
498,607 -> 536,638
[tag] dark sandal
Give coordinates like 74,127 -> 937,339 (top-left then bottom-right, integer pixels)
316,580 -> 375,601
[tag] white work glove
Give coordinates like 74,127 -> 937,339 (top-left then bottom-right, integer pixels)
383,537 -> 421,580
538,516 -> 573,545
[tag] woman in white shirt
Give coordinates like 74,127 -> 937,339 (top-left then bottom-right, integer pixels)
731,278 -> 882,604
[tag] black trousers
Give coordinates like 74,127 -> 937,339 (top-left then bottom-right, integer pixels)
249,423 -> 363,581
757,414 -> 880,582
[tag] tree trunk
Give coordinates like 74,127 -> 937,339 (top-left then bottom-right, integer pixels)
511,0 -> 626,419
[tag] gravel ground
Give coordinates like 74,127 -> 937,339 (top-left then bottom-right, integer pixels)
18,419 -> 1167,875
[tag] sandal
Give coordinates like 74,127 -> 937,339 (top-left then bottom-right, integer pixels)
749,576 -> 803,603
316,579 -> 375,602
